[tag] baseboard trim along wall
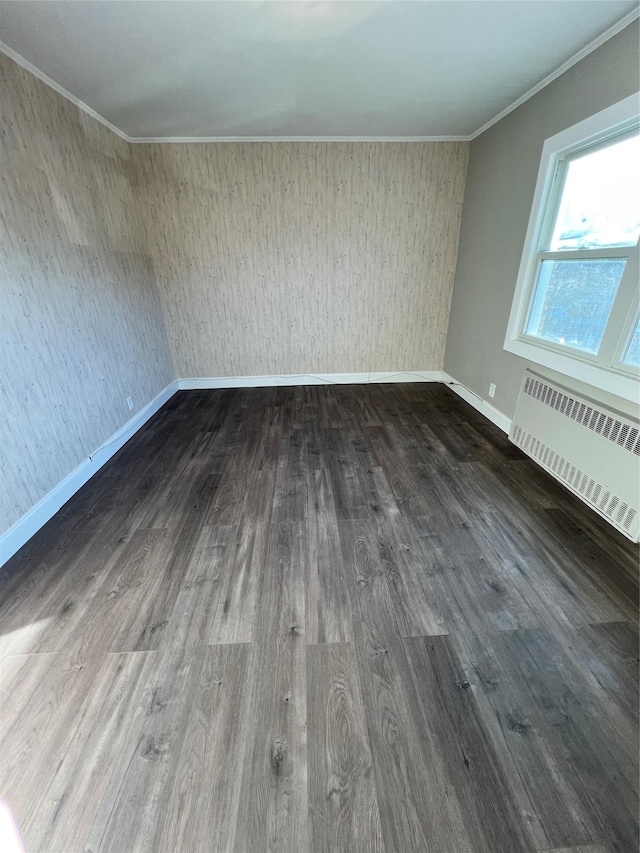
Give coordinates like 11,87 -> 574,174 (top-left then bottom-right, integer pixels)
1,369 -> 510,568
178,371 -> 443,389
0,381 -> 179,567
441,372 -> 512,435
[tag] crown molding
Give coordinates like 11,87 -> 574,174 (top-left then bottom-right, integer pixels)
2,6 -> 638,145
0,39 -> 130,141
129,135 -> 470,143
469,7 -> 640,140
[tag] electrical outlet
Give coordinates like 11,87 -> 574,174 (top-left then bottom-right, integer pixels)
488,383 -> 496,398
127,396 -> 134,411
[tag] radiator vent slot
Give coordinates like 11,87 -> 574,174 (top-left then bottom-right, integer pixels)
512,425 -> 638,534
523,376 -> 640,455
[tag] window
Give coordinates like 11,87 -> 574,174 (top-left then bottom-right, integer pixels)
505,95 -> 640,403
623,316 -> 640,368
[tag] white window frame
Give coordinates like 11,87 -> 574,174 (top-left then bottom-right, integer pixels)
504,94 -> 640,403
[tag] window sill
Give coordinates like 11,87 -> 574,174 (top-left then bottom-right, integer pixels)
504,336 -> 639,403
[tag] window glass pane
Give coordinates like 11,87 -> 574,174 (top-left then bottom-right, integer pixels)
526,258 -> 626,353
549,134 -> 640,250
623,318 -> 640,367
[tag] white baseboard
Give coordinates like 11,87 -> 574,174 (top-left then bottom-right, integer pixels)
1,369 -> 511,569
178,371 -> 444,389
0,381 -> 178,568
441,372 -> 512,434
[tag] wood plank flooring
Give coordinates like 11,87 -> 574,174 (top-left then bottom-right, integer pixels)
0,383 -> 637,853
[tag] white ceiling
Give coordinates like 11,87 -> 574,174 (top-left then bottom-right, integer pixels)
0,1 -> 637,141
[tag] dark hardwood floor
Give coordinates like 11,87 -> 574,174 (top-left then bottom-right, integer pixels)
0,383 -> 637,853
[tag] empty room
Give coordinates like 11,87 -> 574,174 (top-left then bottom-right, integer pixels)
0,2 -> 639,851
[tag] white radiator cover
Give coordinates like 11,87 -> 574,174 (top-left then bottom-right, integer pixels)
510,370 -> 640,542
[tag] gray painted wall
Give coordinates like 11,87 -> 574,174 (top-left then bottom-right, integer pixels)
444,20 -> 640,421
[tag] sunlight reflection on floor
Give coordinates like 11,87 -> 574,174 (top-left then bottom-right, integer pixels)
0,619 -> 52,662
0,800 -> 25,853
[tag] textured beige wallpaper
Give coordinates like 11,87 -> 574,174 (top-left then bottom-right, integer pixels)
1,51 -> 468,540
134,142 -> 468,378
0,55 -> 173,533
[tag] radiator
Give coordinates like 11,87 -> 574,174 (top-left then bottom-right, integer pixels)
510,370 -> 640,542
